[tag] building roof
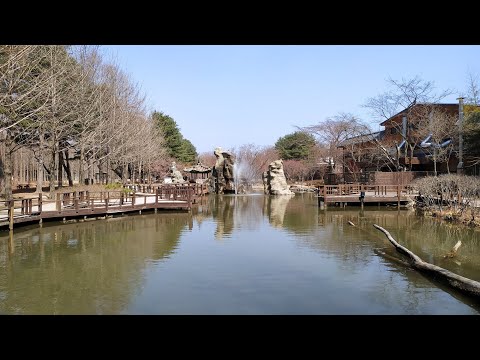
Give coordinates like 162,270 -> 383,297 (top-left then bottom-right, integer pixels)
379,103 -> 459,126
183,162 -> 211,173
337,131 -> 384,148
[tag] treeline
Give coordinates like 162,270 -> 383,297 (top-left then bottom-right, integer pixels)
0,45 -> 196,200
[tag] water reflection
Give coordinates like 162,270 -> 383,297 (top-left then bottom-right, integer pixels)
197,194 -> 264,240
264,195 -> 294,228
0,214 -> 189,314
1,193 -> 480,314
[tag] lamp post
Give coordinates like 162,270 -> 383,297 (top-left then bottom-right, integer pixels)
457,97 -> 464,175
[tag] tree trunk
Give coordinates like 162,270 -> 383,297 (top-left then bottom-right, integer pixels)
49,147 -> 56,197
4,149 -> 13,201
122,161 -> 127,185
36,133 -> 44,193
373,224 -> 480,298
62,150 -> 73,186
79,142 -> 84,185
0,134 -> 5,197
106,155 -> 110,184
58,148 -> 64,187
89,158 -> 94,185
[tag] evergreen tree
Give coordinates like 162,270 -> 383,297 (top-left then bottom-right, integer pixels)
152,110 -> 197,163
274,131 -> 316,160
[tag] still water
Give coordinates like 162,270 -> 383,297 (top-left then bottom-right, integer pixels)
1,193 -> 480,314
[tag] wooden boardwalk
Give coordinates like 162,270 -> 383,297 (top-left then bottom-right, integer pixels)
317,184 -> 416,209
0,183 -> 209,230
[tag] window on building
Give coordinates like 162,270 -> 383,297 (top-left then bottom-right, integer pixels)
390,127 -> 398,134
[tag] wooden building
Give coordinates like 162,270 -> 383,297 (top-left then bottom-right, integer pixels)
183,162 -> 211,182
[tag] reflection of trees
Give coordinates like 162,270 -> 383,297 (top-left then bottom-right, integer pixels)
0,213 -> 188,314
318,209 -> 480,282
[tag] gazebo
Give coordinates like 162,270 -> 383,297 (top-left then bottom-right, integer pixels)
183,161 -> 212,183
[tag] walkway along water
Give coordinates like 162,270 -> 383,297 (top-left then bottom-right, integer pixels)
0,183 -> 209,230
317,184 -> 416,209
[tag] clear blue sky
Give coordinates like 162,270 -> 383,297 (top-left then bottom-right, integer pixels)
102,45 -> 480,154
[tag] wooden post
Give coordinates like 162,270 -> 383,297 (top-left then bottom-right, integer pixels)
187,186 -> 192,209
8,229 -> 14,253
74,191 -> 79,212
105,192 -> 109,211
8,200 -> 14,230
155,188 -> 158,207
397,185 -> 400,208
132,192 -> 135,208
56,193 -> 61,212
38,193 -> 42,213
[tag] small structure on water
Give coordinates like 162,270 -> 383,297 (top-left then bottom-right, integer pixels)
183,161 -> 211,183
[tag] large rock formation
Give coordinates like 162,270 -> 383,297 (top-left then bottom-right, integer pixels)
263,159 -> 294,195
209,147 -> 236,194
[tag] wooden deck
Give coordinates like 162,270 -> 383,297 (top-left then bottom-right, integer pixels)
0,183 -> 209,230
317,184 -> 416,208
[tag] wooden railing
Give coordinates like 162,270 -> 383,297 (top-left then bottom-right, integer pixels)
124,183 -> 209,197
317,184 -> 415,197
1,185 -> 198,229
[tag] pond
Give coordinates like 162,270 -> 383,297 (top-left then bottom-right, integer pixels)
1,192 -> 480,314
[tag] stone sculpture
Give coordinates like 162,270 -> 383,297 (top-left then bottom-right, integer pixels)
170,162 -> 185,184
209,147 -> 236,194
263,159 -> 294,195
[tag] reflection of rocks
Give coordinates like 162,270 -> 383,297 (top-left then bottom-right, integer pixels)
263,160 -> 294,195
266,195 -> 293,227
206,194 -> 264,239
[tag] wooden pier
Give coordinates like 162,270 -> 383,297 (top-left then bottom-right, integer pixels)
0,183 -> 209,230
317,184 -> 415,209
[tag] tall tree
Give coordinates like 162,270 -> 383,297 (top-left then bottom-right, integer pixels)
152,111 -> 196,163
274,131 -> 316,160
464,72 -> 480,167
0,45 -> 52,199
179,138 -> 197,163
300,113 -> 374,178
363,75 -> 452,170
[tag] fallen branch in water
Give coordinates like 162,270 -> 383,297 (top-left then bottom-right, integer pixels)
444,241 -> 462,258
373,224 -> 480,298
373,248 -> 411,267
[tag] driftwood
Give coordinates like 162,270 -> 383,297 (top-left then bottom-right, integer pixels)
373,224 -> 480,298
444,241 -> 462,258
373,249 -> 411,267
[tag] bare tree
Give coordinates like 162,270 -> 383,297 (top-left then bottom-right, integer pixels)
0,45 -> 53,199
231,144 -> 279,185
415,107 -> 457,175
466,71 -> 479,106
300,113 -> 373,181
363,75 -> 453,171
